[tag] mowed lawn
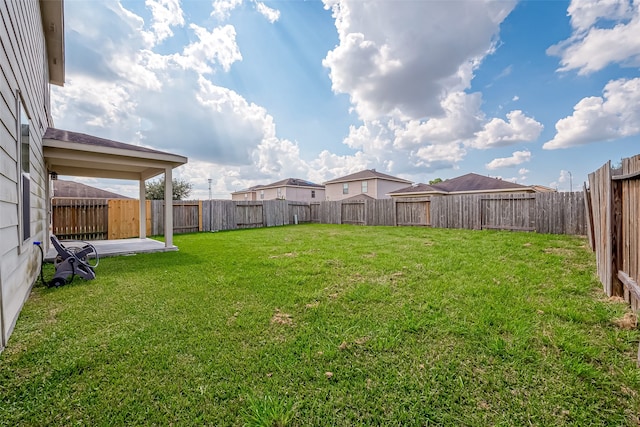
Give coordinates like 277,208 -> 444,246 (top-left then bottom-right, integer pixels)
1,224 -> 639,426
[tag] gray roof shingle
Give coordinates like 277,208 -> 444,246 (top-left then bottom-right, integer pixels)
324,169 -> 412,184
53,179 -> 131,199
390,173 -> 530,195
44,128 -> 176,156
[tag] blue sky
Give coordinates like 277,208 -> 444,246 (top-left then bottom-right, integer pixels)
52,0 -> 640,199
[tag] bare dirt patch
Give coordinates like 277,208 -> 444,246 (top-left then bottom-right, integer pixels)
613,312 -> 637,330
271,309 -> 294,326
543,248 -> 574,256
268,252 -> 297,259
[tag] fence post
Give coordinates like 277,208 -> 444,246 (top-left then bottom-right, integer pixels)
583,183 -> 595,250
612,179 -> 624,297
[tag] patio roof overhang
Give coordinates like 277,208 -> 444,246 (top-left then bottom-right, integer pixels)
43,128 -> 187,181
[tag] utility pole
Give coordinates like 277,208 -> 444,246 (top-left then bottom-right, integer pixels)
208,178 -> 212,200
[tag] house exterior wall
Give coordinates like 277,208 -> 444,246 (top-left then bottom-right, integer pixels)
255,187 -> 279,200
232,186 -> 324,202
284,186 -> 325,202
231,191 -> 255,201
0,0 -> 53,350
326,179 -> 408,201
377,179 -> 412,199
325,182 -> 350,201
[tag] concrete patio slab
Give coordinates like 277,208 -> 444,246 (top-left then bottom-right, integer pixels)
45,238 -> 177,262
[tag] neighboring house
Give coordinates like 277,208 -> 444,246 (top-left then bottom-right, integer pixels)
530,185 -> 557,193
53,179 -> 131,199
324,169 -> 412,201
388,173 -> 554,198
0,1 -> 187,351
231,178 -> 325,202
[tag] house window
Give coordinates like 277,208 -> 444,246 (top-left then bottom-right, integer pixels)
18,95 -> 31,242
277,188 -> 282,199
343,183 -> 349,195
260,190 -> 264,199
311,190 -> 315,199
244,193 -> 248,199
362,181 -> 368,193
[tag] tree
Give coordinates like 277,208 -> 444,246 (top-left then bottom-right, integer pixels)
429,178 -> 443,185
145,177 -> 192,200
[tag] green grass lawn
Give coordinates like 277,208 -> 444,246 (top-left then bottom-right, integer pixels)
1,224 -> 639,426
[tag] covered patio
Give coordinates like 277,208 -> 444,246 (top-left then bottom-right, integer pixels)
43,128 -> 188,257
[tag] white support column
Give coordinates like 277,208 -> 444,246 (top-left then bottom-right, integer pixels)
164,168 -> 174,248
139,178 -> 146,238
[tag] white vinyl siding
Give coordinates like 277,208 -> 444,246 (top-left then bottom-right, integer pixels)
0,0 -> 53,350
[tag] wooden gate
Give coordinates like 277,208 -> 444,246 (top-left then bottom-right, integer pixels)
236,202 -> 264,228
341,201 -> 365,225
173,201 -> 201,233
395,199 -> 430,226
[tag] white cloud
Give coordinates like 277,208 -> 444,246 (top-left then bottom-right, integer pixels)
316,0 -> 553,180
145,0 -> 185,45
392,92 -> 484,148
211,0 -> 243,21
512,95 -> 519,101
567,0 -> 633,32
543,77 -> 640,149
172,24 -> 242,74
308,150 -> 371,183
255,1 -> 280,23
211,0 -> 280,23
518,167 -> 528,182
559,169 -> 571,183
322,0 -> 516,121
548,0 -> 640,74
485,150 -> 532,170
549,169 -> 576,192
470,110 -> 543,149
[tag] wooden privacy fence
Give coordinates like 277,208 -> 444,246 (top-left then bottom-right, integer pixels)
309,199 -> 428,227
53,199 -> 151,240
149,200 -> 201,235
157,200 -> 304,235
586,155 -> 640,309
54,193 -> 586,240
430,192 -> 586,235
586,154 -> 640,366
52,198 -> 108,240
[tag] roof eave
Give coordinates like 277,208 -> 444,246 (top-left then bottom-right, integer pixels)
446,187 -> 534,195
40,0 -> 65,86
325,177 -> 412,185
